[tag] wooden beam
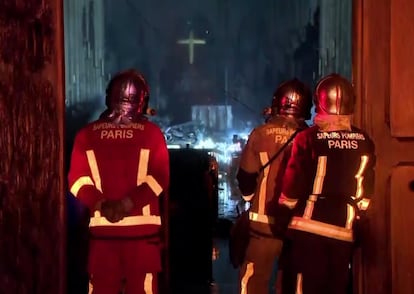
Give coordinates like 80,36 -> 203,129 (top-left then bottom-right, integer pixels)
390,0 -> 414,137
352,0 -> 392,293
0,1 -> 65,293
353,0 -> 414,293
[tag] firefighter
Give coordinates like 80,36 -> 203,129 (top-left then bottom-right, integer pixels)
68,69 -> 169,294
236,78 -> 313,294
279,73 -> 376,294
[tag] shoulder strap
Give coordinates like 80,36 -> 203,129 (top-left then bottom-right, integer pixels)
259,128 -> 301,172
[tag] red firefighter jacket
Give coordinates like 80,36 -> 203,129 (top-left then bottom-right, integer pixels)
68,118 -> 170,238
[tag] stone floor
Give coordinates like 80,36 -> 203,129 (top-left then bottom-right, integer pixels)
210,238 -> 239,294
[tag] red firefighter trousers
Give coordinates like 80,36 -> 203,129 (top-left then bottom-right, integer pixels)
88,239 -> 161,294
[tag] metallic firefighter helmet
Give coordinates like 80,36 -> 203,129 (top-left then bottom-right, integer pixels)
314,73 -> 355,115
271,78 -> 313,120
101,69 -> 150,123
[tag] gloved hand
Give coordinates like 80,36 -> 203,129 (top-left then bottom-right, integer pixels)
100,198 -> 135,223
100,200 -> 125,223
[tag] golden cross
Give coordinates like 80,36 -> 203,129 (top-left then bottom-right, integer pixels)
177,30 -> 206,64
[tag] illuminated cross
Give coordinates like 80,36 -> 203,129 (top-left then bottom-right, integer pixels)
177,30 -> 206,64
